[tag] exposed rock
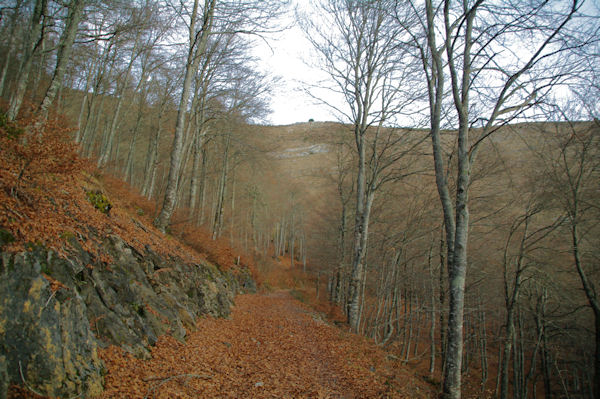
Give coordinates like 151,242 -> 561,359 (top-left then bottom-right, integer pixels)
0,355 -> 8,399
0,248 -> 103,398
0,234 -> 254,397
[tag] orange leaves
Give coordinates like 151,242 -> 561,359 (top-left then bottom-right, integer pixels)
42,273 -> 68,292
98,292 -> 434,398
173,221 -> 260,282
1,114 -> 210,271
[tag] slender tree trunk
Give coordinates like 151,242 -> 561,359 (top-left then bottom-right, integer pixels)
229,165 -> 236,245
74,66 -> 94,143
212,132 -> 230,240
348,129 -> 368,330
97,33 -> 141,168
429,239 -> 436,376
154,0 -> 216,232
142,107 -> 164,199
571,220 -> 600,399
7,0 -> 47,121
38,0 -> 84,121
479,301 -> 488,394
0,0 -> 24,97
198,146 -> 208,225
189,127 -> 205,215
439,229 -> 448,376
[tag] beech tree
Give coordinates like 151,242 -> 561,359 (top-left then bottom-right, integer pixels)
530,102 -> 600,398
37,0 -> 85,122
304,0 -> 423,332
0,0 -> 25,96
402,0 -> 595,397
6,0 -> 47,121
154,0 -> 286,232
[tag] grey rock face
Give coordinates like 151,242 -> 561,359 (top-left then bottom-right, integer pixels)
0,235 -> 254,397
0,248 -> 103,397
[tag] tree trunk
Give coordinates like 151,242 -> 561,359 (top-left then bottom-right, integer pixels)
0,0 -> 24,97
429,240 -> 436,376
348,129 -> 367,331
154,0 -> 216,232
212,132 -> 230,240
229,165 -> 236,245
189,127 -> 206,216
38,0 -> 84,121
571,220 -> 600,399
97,32 -> 141,168
7,0 -> 47,121
198,146 -> 208,225
479,302 -> 488,394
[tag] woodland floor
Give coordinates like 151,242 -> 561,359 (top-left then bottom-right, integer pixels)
98,290 -> 434,399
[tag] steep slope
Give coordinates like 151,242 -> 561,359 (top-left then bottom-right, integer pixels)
0,115 -> 255,397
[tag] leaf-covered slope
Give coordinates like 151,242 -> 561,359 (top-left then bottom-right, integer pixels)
100,291 -> 435,399
0,115 -> 256,398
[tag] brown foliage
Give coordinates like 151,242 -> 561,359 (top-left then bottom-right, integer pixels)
0,112 -> 254,279
99,292 -> 434,399
2,114 -> 435,398
174,222 -> 260,282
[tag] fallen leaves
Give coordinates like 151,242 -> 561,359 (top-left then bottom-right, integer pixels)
0,116 -> 252,279
98,291 -> 434,399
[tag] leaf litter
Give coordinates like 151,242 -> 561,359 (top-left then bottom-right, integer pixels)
99,291 -> 434,398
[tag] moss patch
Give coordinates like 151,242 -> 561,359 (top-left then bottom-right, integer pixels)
85,191 -> 112,215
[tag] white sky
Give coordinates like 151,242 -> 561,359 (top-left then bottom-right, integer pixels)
253,2 -> 343,126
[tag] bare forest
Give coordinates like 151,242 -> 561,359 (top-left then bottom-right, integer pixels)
0,0 -> 599,398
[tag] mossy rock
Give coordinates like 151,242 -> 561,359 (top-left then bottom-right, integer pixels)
86,190 -> 112,215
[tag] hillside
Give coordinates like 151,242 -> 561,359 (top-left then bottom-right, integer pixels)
0,114 -> 435,398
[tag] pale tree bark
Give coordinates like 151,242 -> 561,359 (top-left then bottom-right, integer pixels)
141,108 -> 164,199
97,28 -> 143,168
7,0 -> 47,121
79,40 -> 117,151
38,0 -> 85,122
0,0 -> 24,96
545,118 -> 600,399
154,0 -> 216,232
188,126 -> 205,214
305,0 -> 419,332
406,1 -> 585,397
212,131 -> 230,240
124,78 -> 151,184
498,202 -> 561,399
74,55 -> 95,143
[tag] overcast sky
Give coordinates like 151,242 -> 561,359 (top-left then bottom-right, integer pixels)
252,2 -> 342,126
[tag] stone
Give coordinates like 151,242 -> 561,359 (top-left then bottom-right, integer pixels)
0,231 -> 255,397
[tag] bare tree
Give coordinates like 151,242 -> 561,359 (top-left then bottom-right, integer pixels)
7,0 -> 47,121
154,0 -> 286,232
304,0 -> 422,331
0,0 -> 25,96
37,0 -> 85,122
403,0 -> 594,397
530,102 -> 600,398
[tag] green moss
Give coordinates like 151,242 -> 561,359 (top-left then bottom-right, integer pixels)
86,191 -> 112,215
0,111 -> 24,138
0,229 -> 15,247
131,302 -> 144,317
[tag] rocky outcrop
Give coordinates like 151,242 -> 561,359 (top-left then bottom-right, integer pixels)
0,235 -> 254,398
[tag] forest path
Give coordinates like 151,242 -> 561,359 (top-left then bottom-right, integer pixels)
99,290 -> 433,398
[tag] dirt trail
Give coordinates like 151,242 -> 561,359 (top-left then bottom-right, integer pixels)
99,291 -> 433,398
